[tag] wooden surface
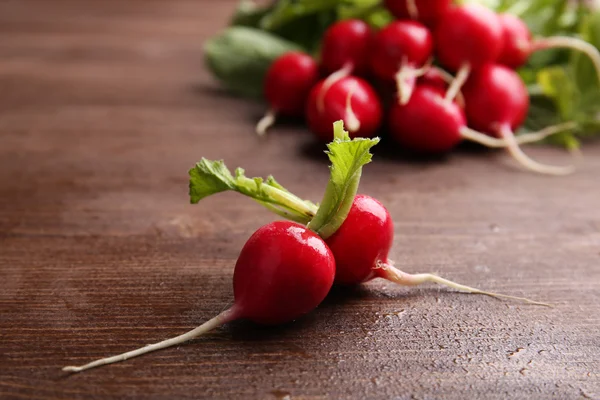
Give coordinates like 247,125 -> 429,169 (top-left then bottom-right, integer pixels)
1,1 -> 599,399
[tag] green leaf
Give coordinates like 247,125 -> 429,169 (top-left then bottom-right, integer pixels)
229,0 -> 272,28
204,27 -> 301,98
189,158 -> 318,224
308,121 -> 380,239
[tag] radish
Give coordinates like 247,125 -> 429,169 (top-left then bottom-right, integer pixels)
306,76 -> 382,141
417,66 -> 465,107
62,221 -> 335,372
434,4 -> 503,102
462,64 -> 574,175
388,83 -> 574,160
370,20 -> 433,104
384,0 -> 451,27
326,194 -> 549,305
498,13 -> 600,84
256,52 -> 319,136
316,19 -> 372,112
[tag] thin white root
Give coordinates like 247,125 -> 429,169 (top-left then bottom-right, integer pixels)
445,63 -> 470,103
344,81 -> 360,133
377,262 -> 551,307
431,67 -> 466,108
406,0 -> 419,20
459,121 -> 577,148
395,59 -> 432,105
498,125 -> 575,176
62,308 -> 237,373
256,109 -> 276,136
533,36 -> 600,86
317,63 -> 353,114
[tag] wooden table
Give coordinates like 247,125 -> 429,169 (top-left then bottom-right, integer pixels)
1,1 -> 599,399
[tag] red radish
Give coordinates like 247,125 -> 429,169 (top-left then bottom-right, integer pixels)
370,20 -> 433,104
306,76 -> 382,141
384,0 -> 451,27
498,13 -> 600,83
463,64 -> 574,175
256,52 -> 319,136
62,221 -> 335,372
327,194 -> 549,305
388,83 -> 574,164
316,20 -> 372,112
434,4 -> 503,102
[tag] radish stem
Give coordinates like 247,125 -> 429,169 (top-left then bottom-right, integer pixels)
406,0 -> 419,19
344,82 -> 361,132
376,261 -> 551,307
63,307 -> 240,373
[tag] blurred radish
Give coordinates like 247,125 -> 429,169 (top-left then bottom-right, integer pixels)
256,52 -> 319,135
384,0 -> 451,27
498,13 -> 600,84
317,20 -> 373,112
306,76 -> 382,141
434,4 -> 503,102
370,20 -> 433,104
63,221 -> 336,372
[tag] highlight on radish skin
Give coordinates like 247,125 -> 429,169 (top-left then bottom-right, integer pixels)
62,221 -> 336,373
256,52 -> 319,136
462,64 -> 575,175
326,194 -> 551,306
370,20 -> 433,105
499,13 -> 600,85
306,76 -> 382,142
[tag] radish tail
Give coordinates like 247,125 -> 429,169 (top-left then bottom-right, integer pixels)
498,125 -> 575,175
256,109 -> 277,136
445,63 -> 470,103
459,121 -> 577,148
376,262 -> 551,307
344,81 -> 361,133
317,62 -> 353,113
533,36 -> 600,85
431,66 -> 465,107
62,307 -> 239,373
395,59 -> 431,105
406,0 -> 419,19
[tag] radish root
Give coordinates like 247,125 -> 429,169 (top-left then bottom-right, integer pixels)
459,121 -> 577,148
406,0 -> 419,20
344,81 -> 361,133
376,261 -> 551,307
445,63 -> 470,103
533,36 -> 600,85
256,109 -> 276,136
62,307 -> 238,373
430,66 -> 466,107
498,124 -> 575,175
317,62 -> 353,113
396,58 -> 432,105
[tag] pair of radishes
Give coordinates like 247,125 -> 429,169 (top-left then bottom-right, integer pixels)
63,122 -> 547,373
258,1 -> 600,175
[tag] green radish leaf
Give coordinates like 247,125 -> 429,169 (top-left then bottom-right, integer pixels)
307,121 -> 380,239
189,158 -> 318,224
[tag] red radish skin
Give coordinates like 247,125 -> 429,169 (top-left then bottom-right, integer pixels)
256,52 -> 319,135
62,221 -> 335,372
388,83 -> 572,158
498,13 -> 600,84
434,4 -> 503,102
327,194 -> 550,305
384,0 -> 451,27
463,64 -> 574,175
370,20 -> 433,104
306,76 -> 382,142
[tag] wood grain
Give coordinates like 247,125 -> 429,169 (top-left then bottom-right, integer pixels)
1,1 -> 599,399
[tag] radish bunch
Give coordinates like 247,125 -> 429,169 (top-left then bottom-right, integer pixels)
62,121 -> 548,373
257,1 -> 600,175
